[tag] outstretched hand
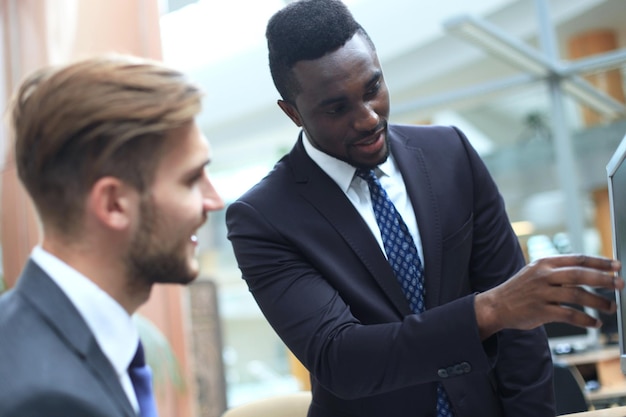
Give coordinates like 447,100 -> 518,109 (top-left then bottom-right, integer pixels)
475,255 -> 623,340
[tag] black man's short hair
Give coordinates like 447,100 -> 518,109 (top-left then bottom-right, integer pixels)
266,0 -> 374,103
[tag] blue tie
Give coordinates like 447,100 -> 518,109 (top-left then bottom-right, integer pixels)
357,168 -> 454,417
128,342 -> 159,417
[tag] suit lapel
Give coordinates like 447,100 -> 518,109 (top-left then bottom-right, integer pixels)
288,136 -> 412,316
17,260 -> 137,417
388,125 -> 443,309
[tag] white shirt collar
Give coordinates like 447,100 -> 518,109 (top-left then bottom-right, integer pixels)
31,246 -> 139,377
302,131 -> 395,188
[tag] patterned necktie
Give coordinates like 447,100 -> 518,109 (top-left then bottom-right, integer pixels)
128,342 -> 159,417
357,168 -> 454,417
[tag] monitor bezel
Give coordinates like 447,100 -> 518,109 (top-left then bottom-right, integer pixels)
606,132 -> 626,373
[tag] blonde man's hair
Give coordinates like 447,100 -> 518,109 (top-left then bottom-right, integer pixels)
10,55 -> 202,235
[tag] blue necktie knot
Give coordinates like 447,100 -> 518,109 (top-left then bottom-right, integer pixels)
356,168 -> 377,183
130,342 -> 146,368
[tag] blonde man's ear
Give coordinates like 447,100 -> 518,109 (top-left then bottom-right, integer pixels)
86,177 -> 139,232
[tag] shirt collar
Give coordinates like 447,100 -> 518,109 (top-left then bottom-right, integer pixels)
302,131 -> 395,188
31,246 -> 139,376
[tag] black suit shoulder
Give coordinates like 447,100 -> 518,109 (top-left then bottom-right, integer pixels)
389,123 -> 473,151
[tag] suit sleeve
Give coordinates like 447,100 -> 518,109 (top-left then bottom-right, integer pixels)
453,126 -> 555,416
226,186 -> 495,400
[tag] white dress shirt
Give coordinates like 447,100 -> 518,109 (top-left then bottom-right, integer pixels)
302,133 -> 425,263
31,246 -> 141,412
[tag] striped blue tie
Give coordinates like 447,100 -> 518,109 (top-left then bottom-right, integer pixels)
357,168 -> 454,417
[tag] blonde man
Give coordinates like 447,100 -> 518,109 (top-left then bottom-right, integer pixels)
0,55 -> 224,417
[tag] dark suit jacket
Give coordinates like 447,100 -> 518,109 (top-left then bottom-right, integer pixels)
227,124 -> 555,417
0,260 -> 138,417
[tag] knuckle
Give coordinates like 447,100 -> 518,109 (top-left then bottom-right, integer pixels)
529,258 -> 550,275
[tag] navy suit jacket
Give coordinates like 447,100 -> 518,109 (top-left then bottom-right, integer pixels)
226,124 -> 554,417
0,260 -> 137,417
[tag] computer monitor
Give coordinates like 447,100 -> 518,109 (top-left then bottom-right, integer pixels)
606,131 -> 626,374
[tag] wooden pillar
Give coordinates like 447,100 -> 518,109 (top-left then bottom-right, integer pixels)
593,187 -> 613,259
568,29 -> 625,127
568,30 -> 625,260
288,350 -> 311,391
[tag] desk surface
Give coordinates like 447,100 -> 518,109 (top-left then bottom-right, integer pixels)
555,346 -> 621,366
555,345 -> 626,406
588,384 -> 626,402
564,406 -> 626,416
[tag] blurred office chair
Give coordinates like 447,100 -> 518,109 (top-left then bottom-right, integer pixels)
220,391 -> 311,417
553,361 -> 590,415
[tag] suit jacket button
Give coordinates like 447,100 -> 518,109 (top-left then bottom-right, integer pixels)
438,369 -> 449,378
460,362 -> 471,373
